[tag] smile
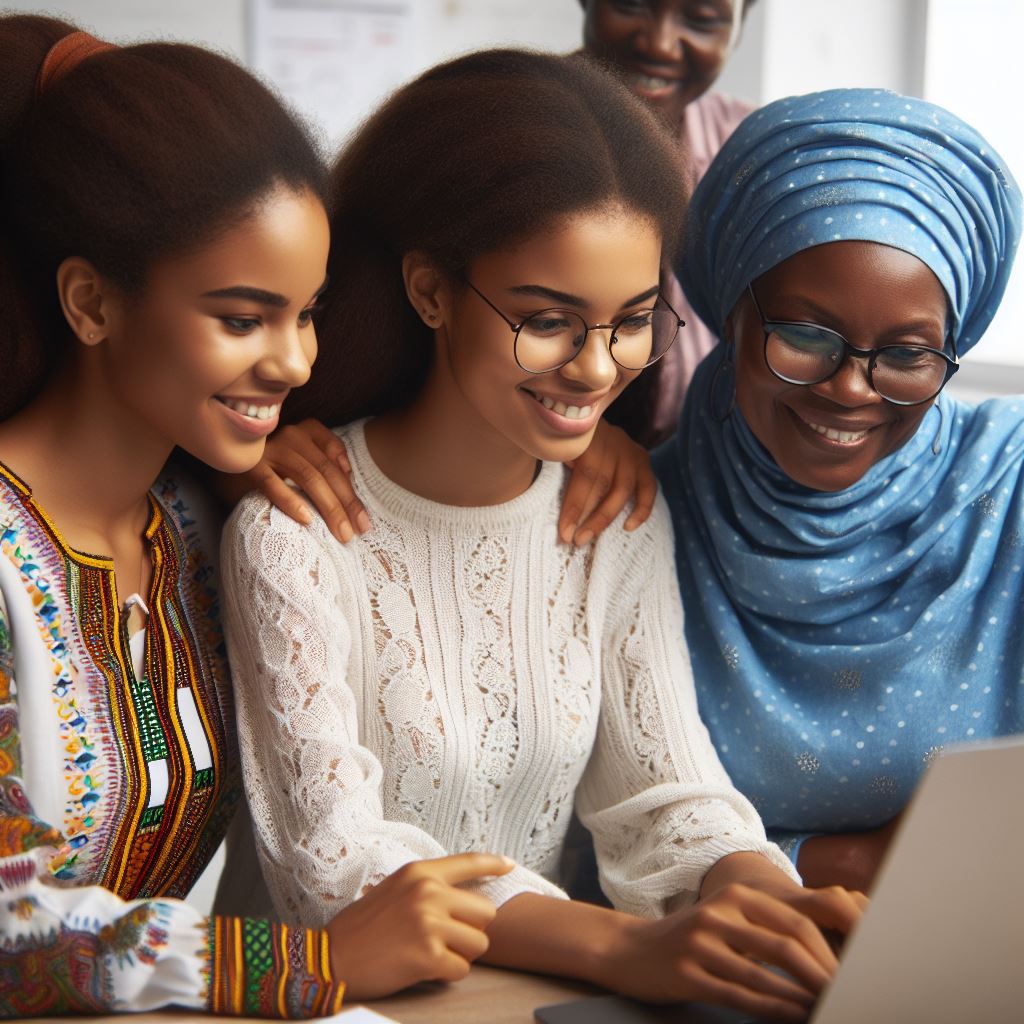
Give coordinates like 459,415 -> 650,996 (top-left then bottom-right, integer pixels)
528,391 -> 595,420
799,415 -> 872,445
522,387 -> 602,436
216,397 -> 281,421
624,71 -> 678,94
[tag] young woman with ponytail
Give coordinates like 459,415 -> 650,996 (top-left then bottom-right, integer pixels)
0,15 -> 511,1017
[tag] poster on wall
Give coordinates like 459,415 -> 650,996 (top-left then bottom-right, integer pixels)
249,0 -> 416,149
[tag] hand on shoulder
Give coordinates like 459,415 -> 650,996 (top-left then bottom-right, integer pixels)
216,418 -> 370,544
559,419 -> 657,547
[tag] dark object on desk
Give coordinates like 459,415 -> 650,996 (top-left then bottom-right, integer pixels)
535,994 -> 753,1024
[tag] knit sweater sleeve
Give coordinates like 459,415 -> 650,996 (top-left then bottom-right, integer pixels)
0,577 -> 342,1019
575,493 -> 798,918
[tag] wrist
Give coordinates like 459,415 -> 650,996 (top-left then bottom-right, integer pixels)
587,911 -> 651,988
482,893 -> 650,987
700,850 -> 792,900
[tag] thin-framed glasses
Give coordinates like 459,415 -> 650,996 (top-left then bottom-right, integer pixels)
467,281 -> 685,373
747,283 -> 958,406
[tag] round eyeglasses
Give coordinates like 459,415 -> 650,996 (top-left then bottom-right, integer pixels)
747,284 -> 959,406
466,281 -> 684,373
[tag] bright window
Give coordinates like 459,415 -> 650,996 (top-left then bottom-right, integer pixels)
924,0 -> 1024,369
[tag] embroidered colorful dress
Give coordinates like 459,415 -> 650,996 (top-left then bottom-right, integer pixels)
0,462 -> 344,1018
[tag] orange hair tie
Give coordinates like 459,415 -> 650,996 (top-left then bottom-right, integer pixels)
37,31 -> 117,97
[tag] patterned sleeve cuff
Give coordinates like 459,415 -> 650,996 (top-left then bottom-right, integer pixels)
207,916 -> 345,1019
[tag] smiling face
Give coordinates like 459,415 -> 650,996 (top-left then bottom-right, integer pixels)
581,0 -> 745,129
731,241 -> 950,492
438,205 -> 663,464
98,185 -> 330,473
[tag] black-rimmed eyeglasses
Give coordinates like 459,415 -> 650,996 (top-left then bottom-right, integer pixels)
748,283 -> 958,406
467,281 -> 684,374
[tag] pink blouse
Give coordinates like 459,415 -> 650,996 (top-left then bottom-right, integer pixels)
652,92 -> 753,442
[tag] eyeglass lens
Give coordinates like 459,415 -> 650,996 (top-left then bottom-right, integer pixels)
765,323 -> 951,404
515,308 -> 679,372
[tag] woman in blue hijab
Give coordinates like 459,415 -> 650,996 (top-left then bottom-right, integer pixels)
654,87 -> 1023,890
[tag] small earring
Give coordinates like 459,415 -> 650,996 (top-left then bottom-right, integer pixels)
87,331 -> 95,339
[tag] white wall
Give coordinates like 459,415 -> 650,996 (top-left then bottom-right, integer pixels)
924,0 -> 1024,376
2,1 -> 581,89
761,0 -> 927,100
4,0 -> 249,53
5,1 -> 583,146
0,1 -> 943,136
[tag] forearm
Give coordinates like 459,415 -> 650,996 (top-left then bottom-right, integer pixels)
698,850 -> 803,904
796,831 -> 886,892
480,892 -> 642,989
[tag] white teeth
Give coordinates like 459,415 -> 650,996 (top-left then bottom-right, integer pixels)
530,392 -> 593,420
806,420 -> 868,444
630,73 -> 674,90
221,398 -> 280,421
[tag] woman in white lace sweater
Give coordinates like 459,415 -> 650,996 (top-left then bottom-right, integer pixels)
222,50 -> 864,1021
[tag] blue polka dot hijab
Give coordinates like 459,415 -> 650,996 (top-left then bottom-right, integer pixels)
654,90 -> 1024,861
681,88 -> 1021,354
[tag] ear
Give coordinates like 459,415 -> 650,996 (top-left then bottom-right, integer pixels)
56,257 -> 115,346
401,251 -> 450,329
724,287 -> 752,348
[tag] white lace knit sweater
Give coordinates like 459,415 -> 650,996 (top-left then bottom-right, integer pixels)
221,420 -> 795,928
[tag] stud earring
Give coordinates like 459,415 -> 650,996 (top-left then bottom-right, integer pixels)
87,332 -> 95,340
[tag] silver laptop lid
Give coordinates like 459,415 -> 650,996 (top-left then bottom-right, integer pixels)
813,735 -> 1024,1024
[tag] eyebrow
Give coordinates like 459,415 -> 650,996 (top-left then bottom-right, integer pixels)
201,276 -> 329,308
507,283 -> 661,310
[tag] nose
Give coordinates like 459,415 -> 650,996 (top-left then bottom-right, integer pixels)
809,351 -> 881,408
639,12 -> 683,63
559,327 -> 619,392
256,323 -> 316,389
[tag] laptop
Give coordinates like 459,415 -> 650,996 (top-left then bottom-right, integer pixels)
536,735 -> 1024,1024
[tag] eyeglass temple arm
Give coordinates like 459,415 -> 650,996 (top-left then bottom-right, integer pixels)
657,291 -> 686,327
465,281 -> 521,332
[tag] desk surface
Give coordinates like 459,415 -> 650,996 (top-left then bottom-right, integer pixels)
28,964 -> 747,1024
